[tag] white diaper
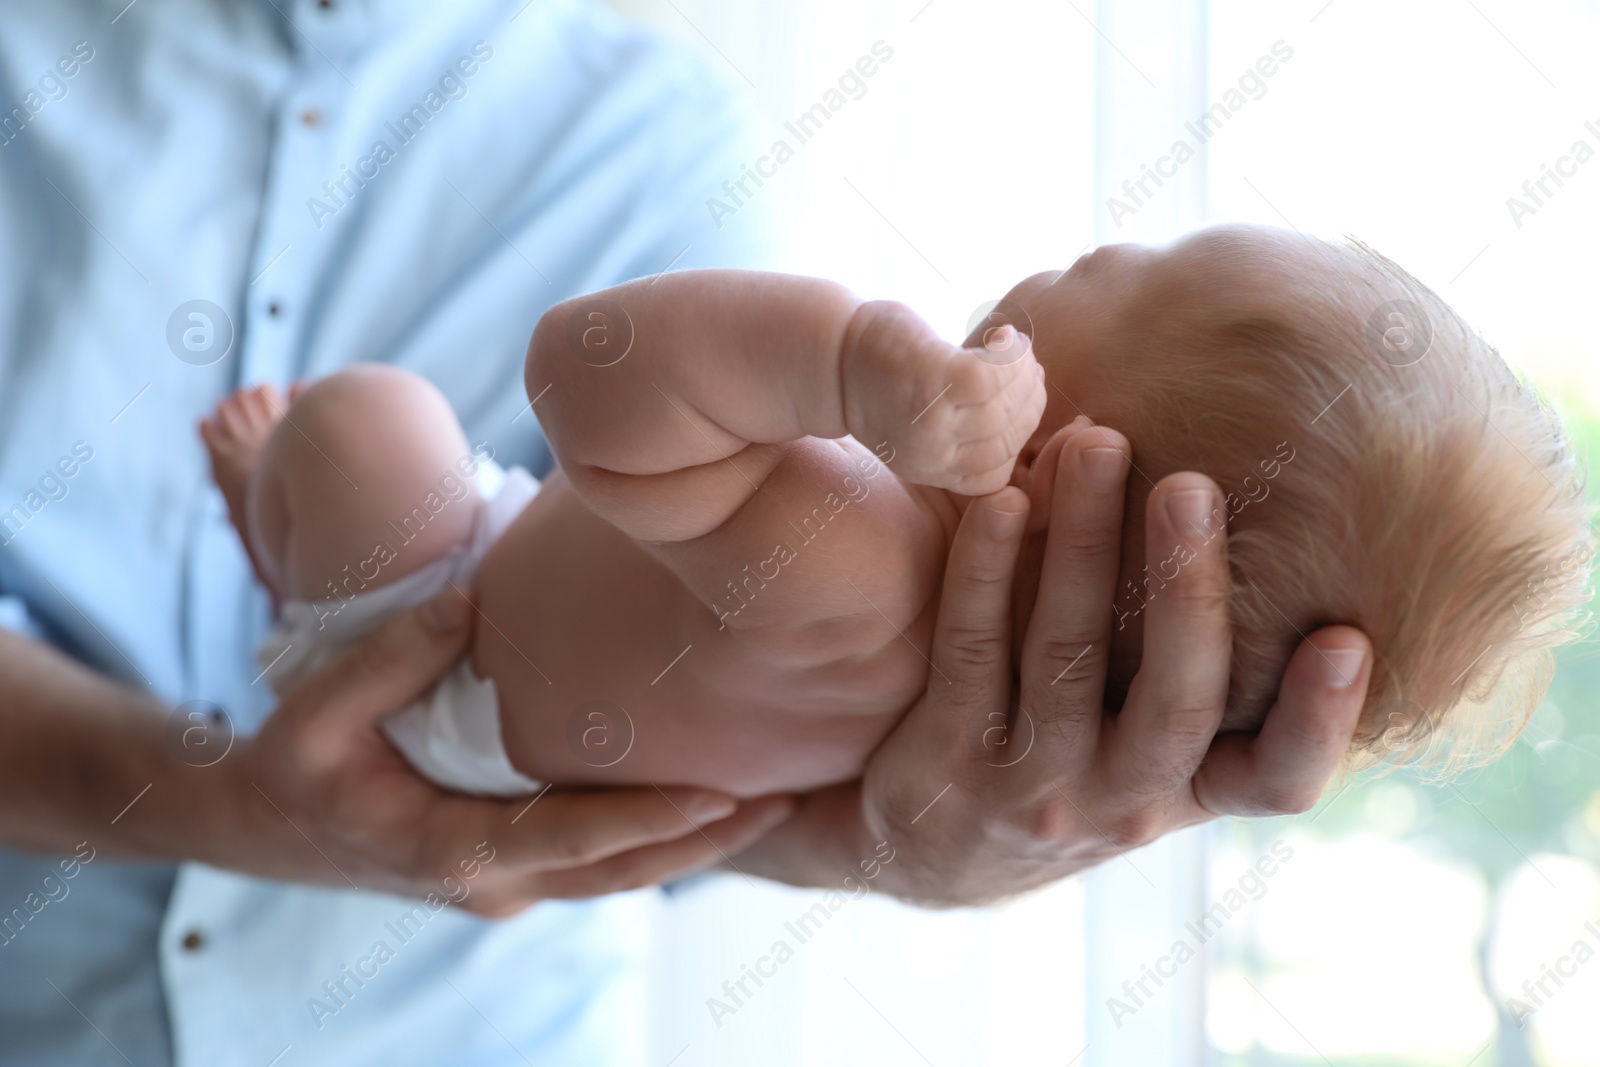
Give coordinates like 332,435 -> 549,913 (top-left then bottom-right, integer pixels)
255,460 -> 545,796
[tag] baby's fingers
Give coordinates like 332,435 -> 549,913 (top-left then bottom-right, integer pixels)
971,323 -> 1032,367
922,357 -> 1044,492
947,461 -> 1024,497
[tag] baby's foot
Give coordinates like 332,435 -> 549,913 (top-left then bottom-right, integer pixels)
841,301 -> 1047,495
200,383 -> 288,588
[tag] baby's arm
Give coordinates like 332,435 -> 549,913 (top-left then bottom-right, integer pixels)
527,271 -> 1045,544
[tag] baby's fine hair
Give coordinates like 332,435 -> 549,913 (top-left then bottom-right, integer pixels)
1116,235 -> 1591,776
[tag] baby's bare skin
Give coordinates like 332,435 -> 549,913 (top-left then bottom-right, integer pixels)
205,271 -> 1046,798
475,457 -> 944,794
482,273 -> 1045,795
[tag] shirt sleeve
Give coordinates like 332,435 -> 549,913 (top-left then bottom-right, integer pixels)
0,593 -> 46,642
608,52 -> 790,281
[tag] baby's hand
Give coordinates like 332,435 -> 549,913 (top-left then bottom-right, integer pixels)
841,300 -> 1046,495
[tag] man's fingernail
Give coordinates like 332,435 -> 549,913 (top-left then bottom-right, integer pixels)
685,794 -> 738,824
422,590 -> 471,633
755,798 -> 798,829
986,505 -> 1027,540
1079,446 -> 1126,492
1319,648 -> 1367,688
1164,489 -> 1215,536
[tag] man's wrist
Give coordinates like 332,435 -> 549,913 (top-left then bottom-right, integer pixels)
158,738 -> 321,880
82,693 -> 259,869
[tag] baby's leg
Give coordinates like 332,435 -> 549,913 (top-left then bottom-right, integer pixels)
204,365 -> 479,604
201,382 -> 297,597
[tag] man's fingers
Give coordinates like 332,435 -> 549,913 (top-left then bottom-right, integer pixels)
1107,473 -> 1233,793
1194,626 -> 1371,818
469,785 -> 743,873
906,486 -> 1029,764
1018,424 -> 1129,766
520,794 -> 798,902
280,587 -> 475,768
1019,415 -> 1092,535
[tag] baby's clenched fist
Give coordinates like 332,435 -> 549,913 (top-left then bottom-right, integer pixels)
840,300 -> 1047,495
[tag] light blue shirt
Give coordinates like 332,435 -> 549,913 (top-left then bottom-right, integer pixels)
0,0 -> 775,1062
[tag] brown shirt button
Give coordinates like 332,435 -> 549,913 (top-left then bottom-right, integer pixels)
299,108 -> 323,128
181,930 -> 204,951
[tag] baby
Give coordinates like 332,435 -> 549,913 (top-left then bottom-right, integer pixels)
201,224 -> 1590,802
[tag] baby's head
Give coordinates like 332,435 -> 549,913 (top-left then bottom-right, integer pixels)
992,224 -> 1591,774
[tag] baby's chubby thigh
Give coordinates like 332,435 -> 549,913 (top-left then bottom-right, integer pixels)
251,364 -> 483,602
694,436 -> 952,684
475,441 -> 951,793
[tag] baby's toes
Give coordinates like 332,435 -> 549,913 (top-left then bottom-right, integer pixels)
243,383 -> 286,424
226,395 -> 261,435
211,393 -> 248,437
210,384 -> 286,444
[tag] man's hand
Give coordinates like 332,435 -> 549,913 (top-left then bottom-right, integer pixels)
735,420 -> 1370,906
0,584 -> 790,916
217,586 -> 794,915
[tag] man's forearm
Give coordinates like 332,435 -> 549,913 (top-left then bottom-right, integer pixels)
0,629 -> 238,861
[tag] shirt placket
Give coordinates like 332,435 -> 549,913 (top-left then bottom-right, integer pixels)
166,6 -> 370,1064
180,0 -> 360,720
